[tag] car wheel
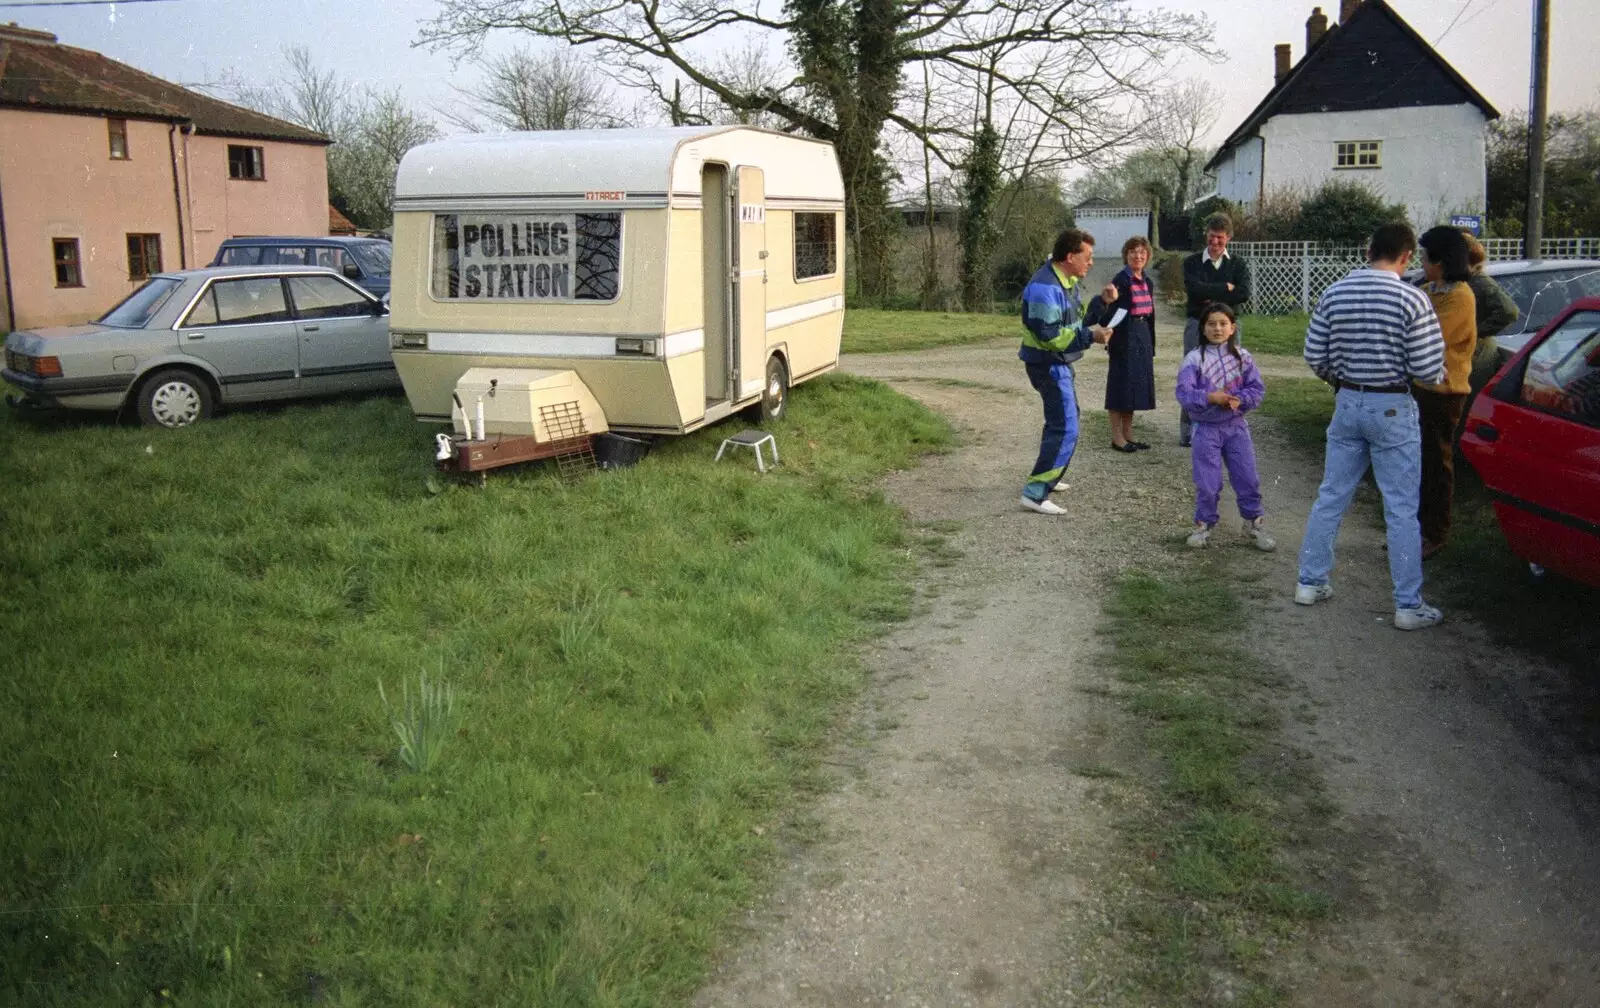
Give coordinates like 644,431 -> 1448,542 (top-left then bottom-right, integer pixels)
747,354 -> 789,424
136,369 -> 213,428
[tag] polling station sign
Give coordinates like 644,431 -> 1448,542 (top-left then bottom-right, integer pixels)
433,213 -> 615,301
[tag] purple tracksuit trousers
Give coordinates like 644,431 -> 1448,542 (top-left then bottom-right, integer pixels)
1192,417 -> 1263,526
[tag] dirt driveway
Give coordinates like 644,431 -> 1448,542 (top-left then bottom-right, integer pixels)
695,334 -> 1600,1006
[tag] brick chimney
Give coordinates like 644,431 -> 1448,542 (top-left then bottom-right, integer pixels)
1307,7 -> 1329,49
1274,43 -> 1292,83
1340,0 -> 1360,23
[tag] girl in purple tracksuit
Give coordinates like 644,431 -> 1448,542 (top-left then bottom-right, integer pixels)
1175,303 -> 1276,551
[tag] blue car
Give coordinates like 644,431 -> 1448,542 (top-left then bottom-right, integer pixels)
209,236 -> 391,300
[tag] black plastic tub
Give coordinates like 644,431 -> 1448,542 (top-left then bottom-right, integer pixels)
595,432 -> 652,469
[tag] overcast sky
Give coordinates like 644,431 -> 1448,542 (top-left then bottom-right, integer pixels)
10,0 -> 1597,149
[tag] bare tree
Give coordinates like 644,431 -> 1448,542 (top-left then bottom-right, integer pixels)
342,90 -> 442,227
217,47 -> 439,230
1142,78 -> 1223,213
224,45 -> 360,140
418,0 -> 1217,302
443,48 -> 618,132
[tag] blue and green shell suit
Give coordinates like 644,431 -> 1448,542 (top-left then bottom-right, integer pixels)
1018,261 -> 1098,365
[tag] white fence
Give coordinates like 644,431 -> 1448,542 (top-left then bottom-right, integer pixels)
1228,237 -> 1600,314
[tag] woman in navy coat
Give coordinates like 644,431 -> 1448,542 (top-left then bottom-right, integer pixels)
1104,236 -> 1158,451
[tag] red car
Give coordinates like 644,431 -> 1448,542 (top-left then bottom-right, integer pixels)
1460,297 -> 1600,587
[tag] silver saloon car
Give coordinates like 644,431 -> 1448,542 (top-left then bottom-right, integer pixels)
2,265 -> 399,427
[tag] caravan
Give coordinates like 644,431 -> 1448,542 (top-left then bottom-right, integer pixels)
387,126 -> 845,445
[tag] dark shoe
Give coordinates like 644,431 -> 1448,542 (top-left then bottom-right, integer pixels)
1178,439 -> 1191,448
1112,442 -> 1139,453
1130,441 -> 1152,450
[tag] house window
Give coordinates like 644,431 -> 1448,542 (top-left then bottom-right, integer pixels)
108,118 -> 129,160
794,212 -> 838,280
1335,140 -> 1381,169
52,238 -> 82,288
127,233 -> 162,279
228,144 -> 265,180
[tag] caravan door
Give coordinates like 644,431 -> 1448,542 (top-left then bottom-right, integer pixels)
732,166 -> 767,401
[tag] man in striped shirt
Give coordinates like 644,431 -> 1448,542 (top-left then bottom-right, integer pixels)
1295,222 -> 1448,631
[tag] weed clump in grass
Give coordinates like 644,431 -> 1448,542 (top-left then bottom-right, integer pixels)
378,669 -> 458,773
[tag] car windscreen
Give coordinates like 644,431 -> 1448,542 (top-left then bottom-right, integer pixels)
97,277 -> 183,328
1501,267 -> 1600,333
350,242 -> 391,277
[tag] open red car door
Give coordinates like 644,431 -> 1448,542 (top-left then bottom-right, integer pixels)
1459,298 -> 1600,587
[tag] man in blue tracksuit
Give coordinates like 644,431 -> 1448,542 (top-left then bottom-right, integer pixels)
1018,228 -> 1115,515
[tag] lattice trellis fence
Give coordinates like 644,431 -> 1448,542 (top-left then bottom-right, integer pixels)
1481,237 -> 1600,261
1229,242 -> 1366,315
1228,238 -> 1600,314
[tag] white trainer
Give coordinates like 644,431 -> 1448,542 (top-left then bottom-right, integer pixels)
1294,582 -> 1334,606
1051,481 -> 1071,494
1020,495 -> 1066,516
1244,516 -> 1277,552
1186,523 -> 1212,548
1394,603 -> 1444,631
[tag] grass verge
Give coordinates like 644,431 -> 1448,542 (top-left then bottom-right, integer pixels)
1101,557 -> 1332,1004
1239,313 -> 1311,356
842,308 -> 1015,354
1256,376 -> 1599,671
0,374 -> 953,1005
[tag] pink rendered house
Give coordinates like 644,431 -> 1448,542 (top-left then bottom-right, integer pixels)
0,23 -> 332,330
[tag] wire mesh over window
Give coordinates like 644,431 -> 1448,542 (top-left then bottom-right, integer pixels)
794,212 -> 837,280
431,213 -> 621,301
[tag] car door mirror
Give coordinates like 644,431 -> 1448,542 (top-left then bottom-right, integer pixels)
343,262 -> 362,280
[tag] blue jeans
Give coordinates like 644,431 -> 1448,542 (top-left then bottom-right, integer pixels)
1296,388 -> 1425,610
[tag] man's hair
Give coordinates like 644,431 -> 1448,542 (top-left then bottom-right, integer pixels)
1368,222 -> 1417,263
1121,235 -> 1153,261
1051,228 -> 1095,262
1461,231 -> 1487,271
1418,226 -> 1472,283
1204,213 -> 1232,237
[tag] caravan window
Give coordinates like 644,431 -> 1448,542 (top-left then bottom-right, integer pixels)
794,212 -> 837,280
431,213 -> 622,302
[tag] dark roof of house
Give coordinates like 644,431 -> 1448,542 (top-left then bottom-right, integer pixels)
0,24 -> 328,144
1206,0 -> 1497,172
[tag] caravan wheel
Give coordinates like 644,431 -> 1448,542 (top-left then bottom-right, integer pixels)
756,354 -> 789,423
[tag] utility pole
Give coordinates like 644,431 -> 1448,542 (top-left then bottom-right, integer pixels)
1522,0 -> 1550,256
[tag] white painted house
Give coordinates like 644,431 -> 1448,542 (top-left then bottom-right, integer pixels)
1207,0 -> 1498,229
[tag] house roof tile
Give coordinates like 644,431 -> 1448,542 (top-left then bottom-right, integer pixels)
0,26 -> 328,144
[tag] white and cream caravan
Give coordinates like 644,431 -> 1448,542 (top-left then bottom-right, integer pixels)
387,126 -> 846,435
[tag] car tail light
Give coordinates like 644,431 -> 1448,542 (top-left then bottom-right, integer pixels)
33,356 -> 62,378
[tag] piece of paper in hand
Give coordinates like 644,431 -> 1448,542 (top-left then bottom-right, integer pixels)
1105,308 -> 1128,329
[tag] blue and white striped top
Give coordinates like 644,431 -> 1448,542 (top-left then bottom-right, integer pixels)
1304,267 -> 1445,387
